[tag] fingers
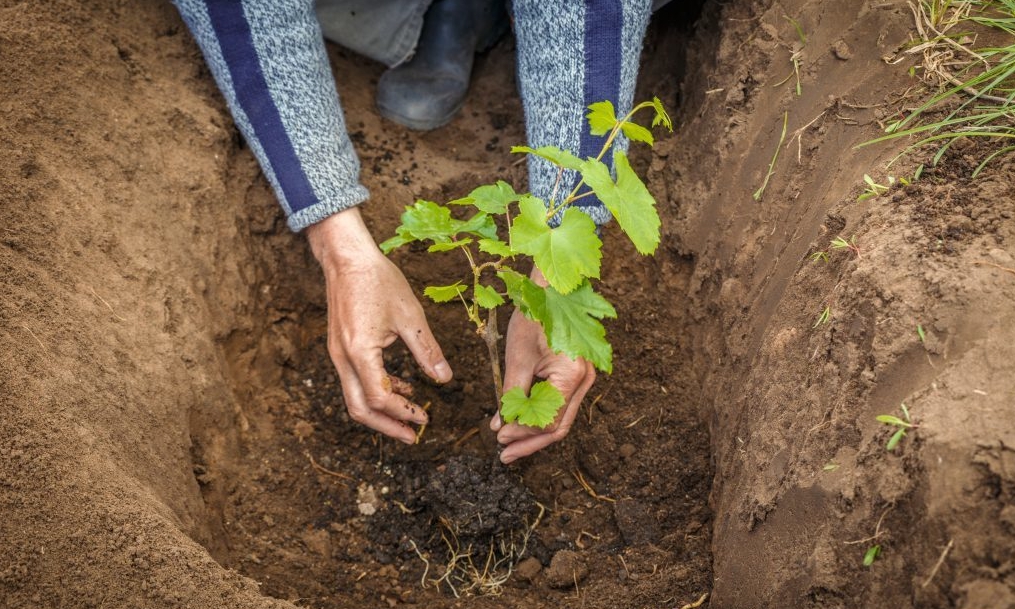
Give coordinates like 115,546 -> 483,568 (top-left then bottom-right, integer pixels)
331,344 -> 427,445
497,361 -> 595,464
400,309 -> 453,384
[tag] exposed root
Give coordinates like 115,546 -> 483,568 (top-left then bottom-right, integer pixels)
409,502 -> 546,597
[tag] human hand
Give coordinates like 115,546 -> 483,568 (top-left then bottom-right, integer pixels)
490,268 -> 595,464
306,207 -> 452,444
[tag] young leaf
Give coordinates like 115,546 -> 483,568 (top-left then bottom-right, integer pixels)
427,239 -> 471,253
876,415 -> 911,428
587,100 -> 618,136
650,96 -> 673,130
478,238 -> 513,257
511,145 -> 583,171
396,200 -> 459,244
424,282 -> 467,303
456,211 -> 499,241
886,428 -> 906,451
509,196 -> 602,294
863,545 -> 881,567
449,181 -> 520,215
579,153 -> 661,255
379,233 -> 411,254
621,121 -> 654,146
498,268 -> 541,319
473,284 -> 505,309
500,381 -> 566,428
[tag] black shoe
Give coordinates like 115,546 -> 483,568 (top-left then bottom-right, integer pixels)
376,0 -> 507,131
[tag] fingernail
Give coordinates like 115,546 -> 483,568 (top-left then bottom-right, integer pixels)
433,360 -> 452,383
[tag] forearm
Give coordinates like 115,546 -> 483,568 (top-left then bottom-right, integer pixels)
173,0 -> 369,231
512,0 -> 652,227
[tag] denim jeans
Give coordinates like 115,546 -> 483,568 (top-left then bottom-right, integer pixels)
316,0 -> 432,67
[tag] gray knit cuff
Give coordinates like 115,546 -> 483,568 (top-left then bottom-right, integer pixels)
286,184 -> 371,232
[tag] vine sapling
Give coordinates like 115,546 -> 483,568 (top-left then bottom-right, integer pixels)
381,99 -> 672,429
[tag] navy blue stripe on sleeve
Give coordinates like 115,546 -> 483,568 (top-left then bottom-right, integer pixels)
572,0 -> 623,213
205,0 -> 320,213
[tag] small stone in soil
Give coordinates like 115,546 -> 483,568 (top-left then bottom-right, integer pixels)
514,556 -> 542,582
545,550 -> 589,589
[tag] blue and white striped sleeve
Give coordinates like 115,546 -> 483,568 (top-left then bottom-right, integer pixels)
173,0 -> 369,232
512,0 -> 652,227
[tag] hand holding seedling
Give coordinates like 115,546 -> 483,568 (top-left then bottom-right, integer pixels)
492,267 -> 596,464
383,98 -> 671,462
307,207 -> 453,445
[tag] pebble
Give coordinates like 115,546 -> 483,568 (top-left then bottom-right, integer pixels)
833,40 -> 852,60
514,556 -> 542,582
545,550 -> 589,589
619,443 -> 637,459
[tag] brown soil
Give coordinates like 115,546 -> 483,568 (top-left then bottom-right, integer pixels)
2,1 -> 1014,609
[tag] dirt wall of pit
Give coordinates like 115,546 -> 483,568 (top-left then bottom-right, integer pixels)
0,2 -> 311,607
667,1 -> 1015,607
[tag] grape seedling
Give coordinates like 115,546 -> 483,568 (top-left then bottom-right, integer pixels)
382,99 -> 672,429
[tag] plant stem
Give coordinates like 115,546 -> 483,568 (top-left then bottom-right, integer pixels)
479,306 -> 504,405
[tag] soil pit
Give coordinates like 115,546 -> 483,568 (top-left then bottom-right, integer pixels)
4,1 -> 1015,608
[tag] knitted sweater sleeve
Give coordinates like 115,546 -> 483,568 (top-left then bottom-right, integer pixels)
512,0 -> 652,227
172,0 -> 369,232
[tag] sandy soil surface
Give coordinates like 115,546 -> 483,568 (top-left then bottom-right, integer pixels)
2,1 -> 1014,608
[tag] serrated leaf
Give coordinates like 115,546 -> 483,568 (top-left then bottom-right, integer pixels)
500,381 -> 566,428
456,211 -> 499,241
527,280 -> 616,373
428,239 -> 471,253
509,197 -> 602,294
449,181 -> 520,214
510,145 -> 583,171
473,283 -> 505,309
498,269 -> 538,318
424,282 -> 467,303
621,121 -> 654,146
650,96 -> 673,130
498,273 -> 614,372
587,100 -> 618,136
397,200 -> 458,244
886,428 -> 906,451
579,153 -> 661,255
478,238 -> 513,257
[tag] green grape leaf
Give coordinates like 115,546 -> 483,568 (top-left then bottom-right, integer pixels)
587,100 -> 618,136
473,283 -> 505,309
579,153 -> 661,255
498,269 -> 539,318
538,281 -> 616,372
500,381 -> 566,428
509,197 -> 602,294
379,234 -> 411,254
428,239 -> 471,253
650,96 -> 673,130
449,181 -> 520,214
424,282 -> 467,303
396,200 -> 459,244
511,145 -> 583,171
498,273 -> 615,372
621,121 -> 654,146
478,238 -> 513,257
456,211 -> 499,241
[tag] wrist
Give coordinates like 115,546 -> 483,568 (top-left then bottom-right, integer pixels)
305,207 -> 380,268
